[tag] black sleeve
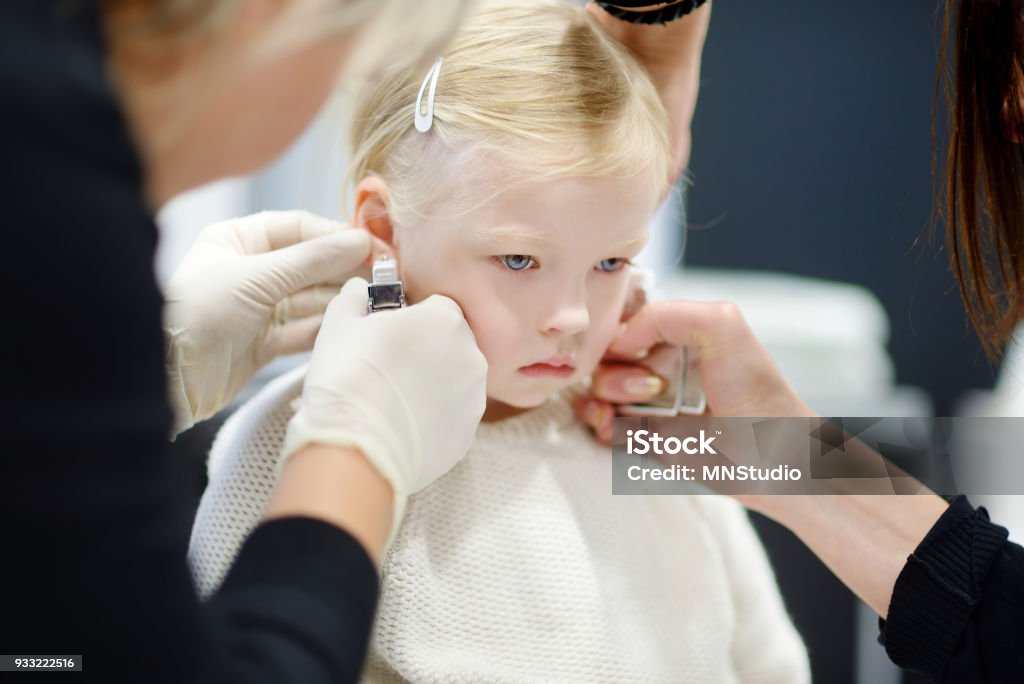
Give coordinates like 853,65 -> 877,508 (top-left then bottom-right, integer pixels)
879,496 -> 1024,683
0,2 -> 379,681
204,518 -> 381,683
2,433 -> 380,683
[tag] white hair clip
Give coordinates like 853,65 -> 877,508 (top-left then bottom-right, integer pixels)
414,57 -> 444,133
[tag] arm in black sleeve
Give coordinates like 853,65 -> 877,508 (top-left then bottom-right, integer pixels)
0,2 -> 380,681
205,518 -> 381,683
2,436 -> 379,684
879,496 -> 1024,683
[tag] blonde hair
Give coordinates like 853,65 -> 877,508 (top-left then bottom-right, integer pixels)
347,0 -> 673,227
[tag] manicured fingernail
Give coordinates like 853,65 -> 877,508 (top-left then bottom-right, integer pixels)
584,401 -> 606,428
622,375 -> 665,398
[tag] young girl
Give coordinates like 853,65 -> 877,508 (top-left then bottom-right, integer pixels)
189,2 -> 810,681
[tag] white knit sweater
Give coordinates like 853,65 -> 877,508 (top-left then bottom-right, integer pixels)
189,365 -> 810,683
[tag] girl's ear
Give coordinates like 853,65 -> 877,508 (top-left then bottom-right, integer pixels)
354,176 -> 396,248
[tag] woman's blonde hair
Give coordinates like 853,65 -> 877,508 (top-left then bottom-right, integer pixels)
347,0 -> 673,227
104,0 -> 476,150
106,0 -> 475,81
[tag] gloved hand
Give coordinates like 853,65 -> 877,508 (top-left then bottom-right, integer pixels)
282,277 -> 488,535
164,211 -> 372,435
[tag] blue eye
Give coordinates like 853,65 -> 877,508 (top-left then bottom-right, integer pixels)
499,255 -> 536,271
596,258 -> 628,273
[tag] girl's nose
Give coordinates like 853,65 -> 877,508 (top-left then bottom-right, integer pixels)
540,296 -> 590,336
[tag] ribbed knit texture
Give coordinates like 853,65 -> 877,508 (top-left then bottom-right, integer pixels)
189,365 -> 809,683
881,496 -> 1010,680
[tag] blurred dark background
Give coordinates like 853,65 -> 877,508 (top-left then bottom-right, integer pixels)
685,1 -> 995,682
686,0 -> 994,417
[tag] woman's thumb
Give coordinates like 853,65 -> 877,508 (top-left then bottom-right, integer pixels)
609,303 -> 664,358
324,277 -> 371,322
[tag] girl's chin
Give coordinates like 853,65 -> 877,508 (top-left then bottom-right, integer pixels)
481,392 -> 550,422
480,371 -> 588,421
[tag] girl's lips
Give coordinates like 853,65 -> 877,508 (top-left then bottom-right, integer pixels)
518,362 -> 576,378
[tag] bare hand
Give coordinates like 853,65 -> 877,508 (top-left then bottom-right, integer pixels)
576,300 -> 815,443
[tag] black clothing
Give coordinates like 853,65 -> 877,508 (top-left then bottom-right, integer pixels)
0,2 -> 378,681
880,496 -> 1024,683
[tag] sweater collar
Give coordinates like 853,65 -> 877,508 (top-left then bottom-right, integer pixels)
475,387 -> 584,446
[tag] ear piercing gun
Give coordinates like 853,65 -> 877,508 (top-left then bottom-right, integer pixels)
367,255 -> 406,314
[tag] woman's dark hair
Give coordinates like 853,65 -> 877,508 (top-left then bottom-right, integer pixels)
938,0 -> 1024,359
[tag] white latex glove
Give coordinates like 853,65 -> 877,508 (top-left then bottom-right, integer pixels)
164,211 -> 371,435
282,277 -> 488,536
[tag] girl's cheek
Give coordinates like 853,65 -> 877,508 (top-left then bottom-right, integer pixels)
586,286 -> 631,352
592,277 -> 630,323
